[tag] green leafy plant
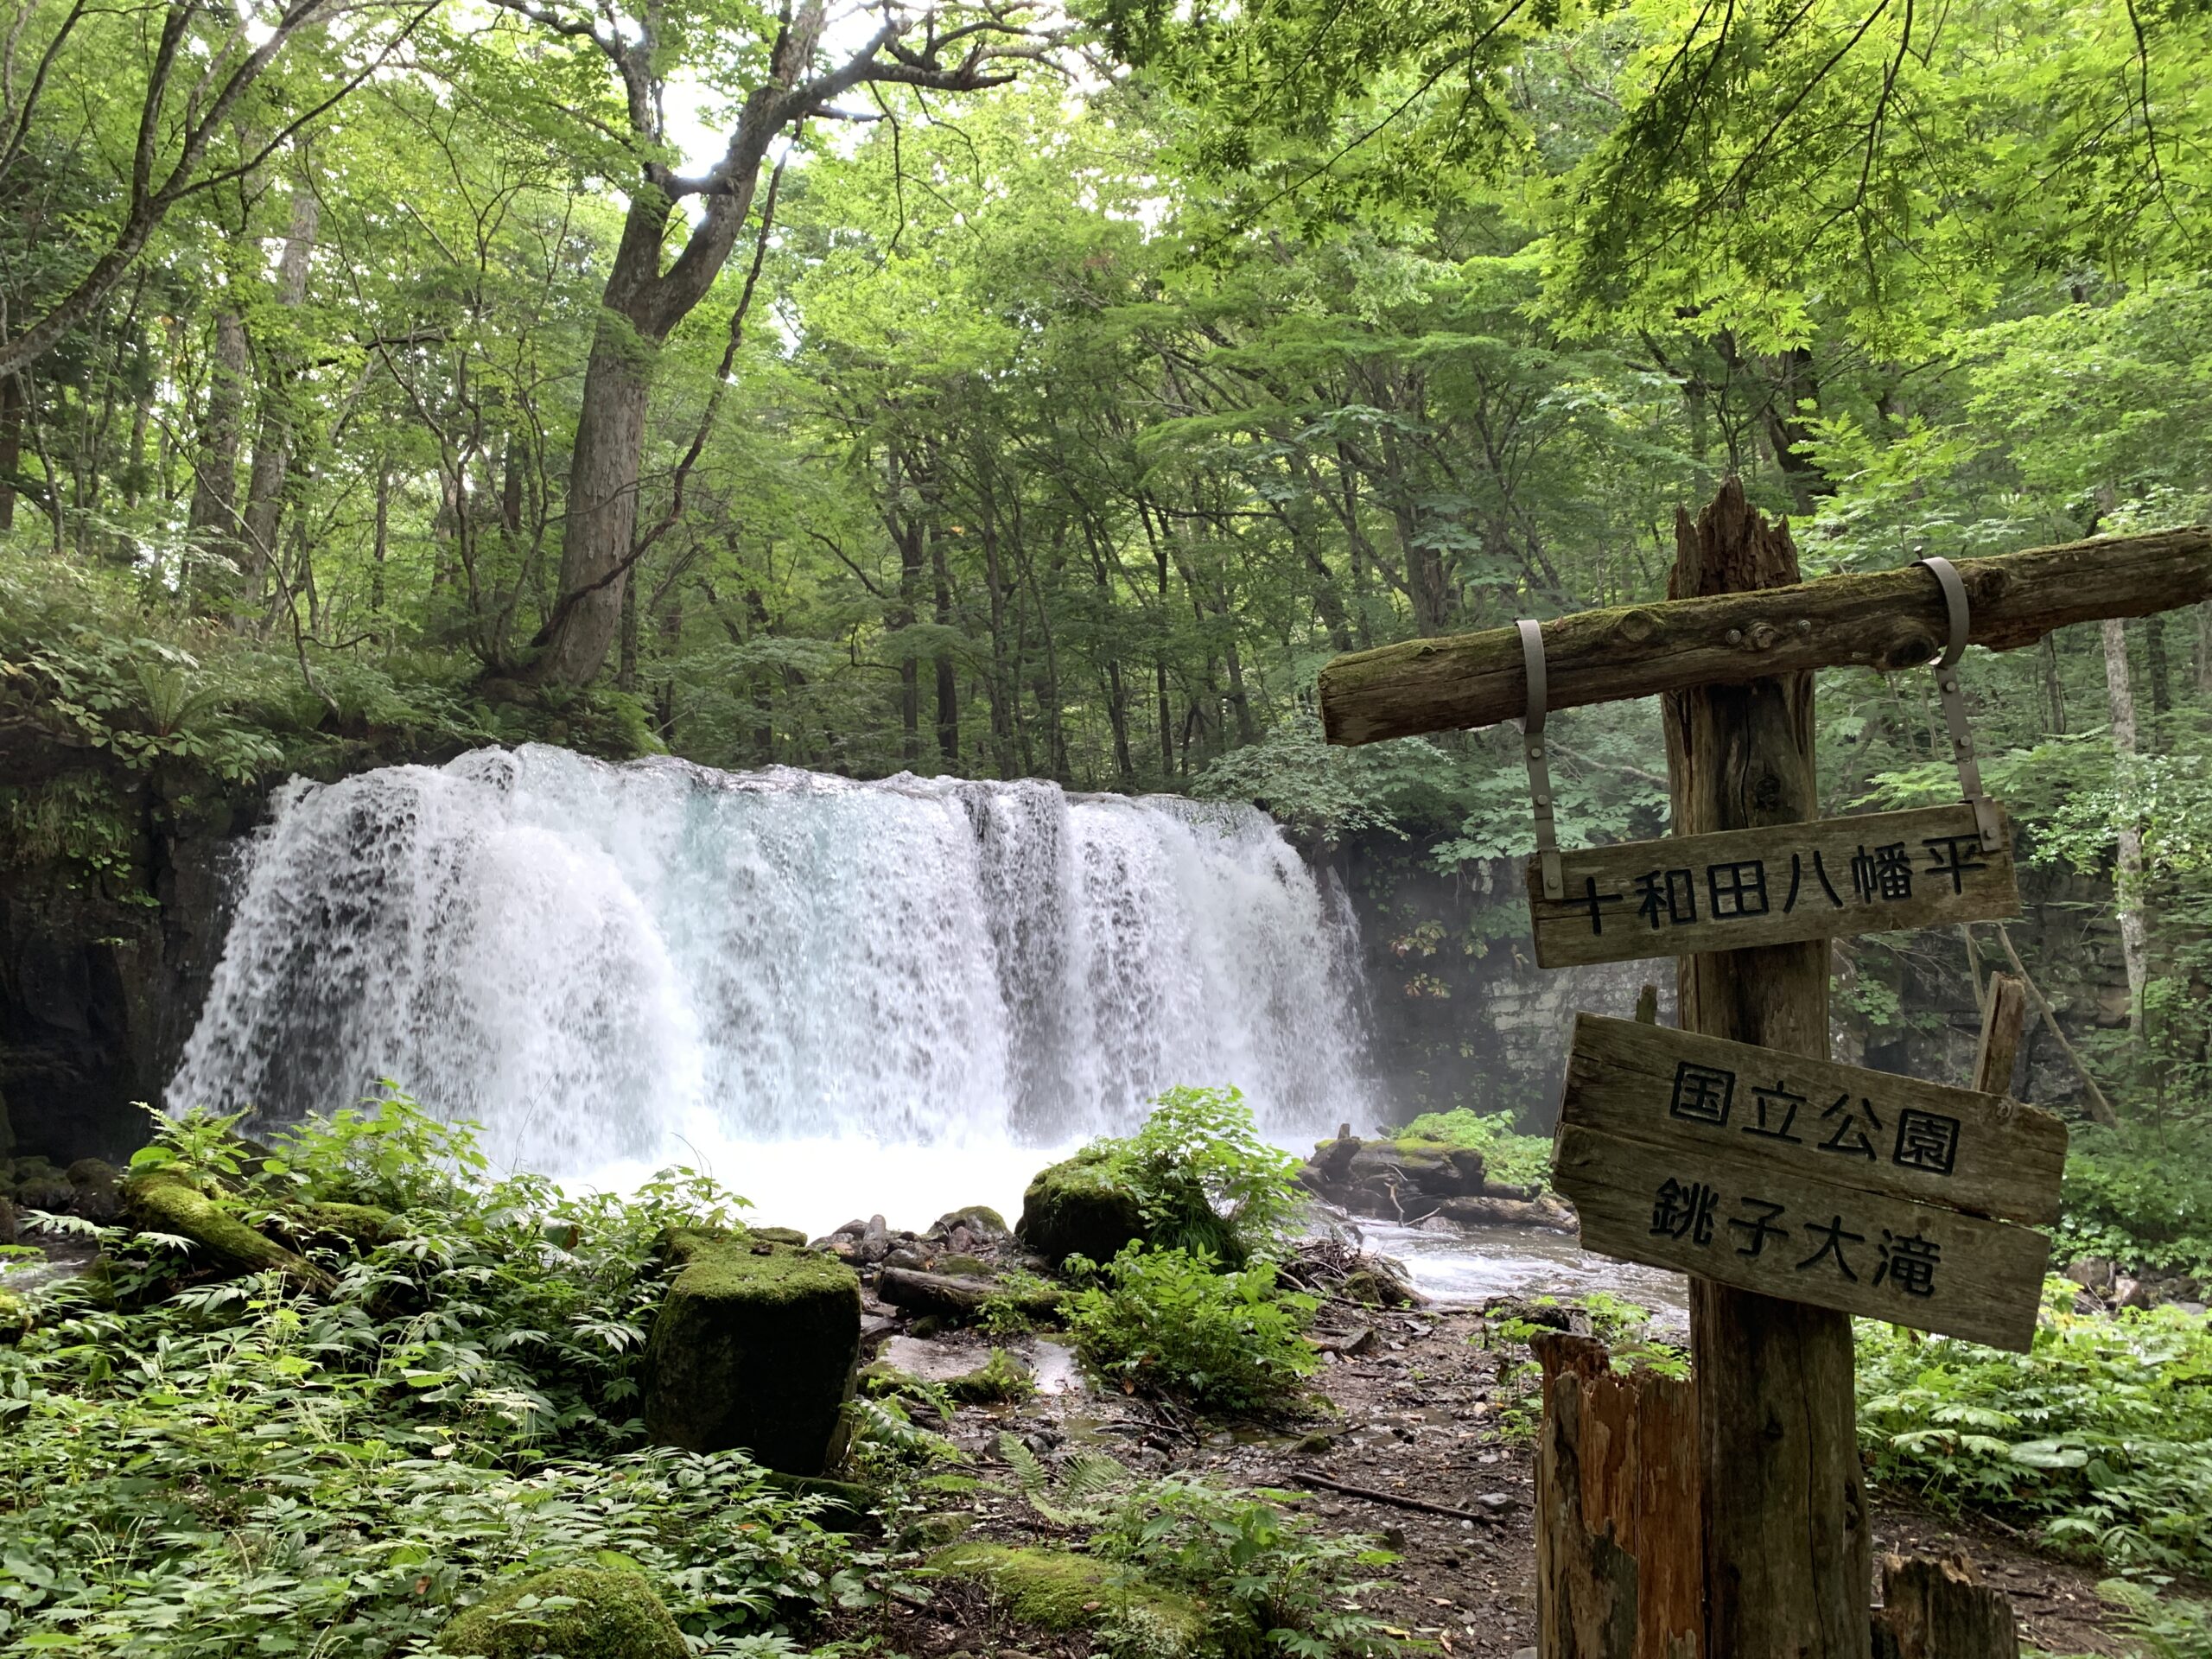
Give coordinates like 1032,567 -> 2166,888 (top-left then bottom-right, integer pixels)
1063,1243 -> 1319,1413
1395,1108 -> 1554,1190
1086,1085 -> 1304,1267
2051,1133 -> 2212,1279
1091,1476 -> 1409,1658
1856,1284 -> 2212,1573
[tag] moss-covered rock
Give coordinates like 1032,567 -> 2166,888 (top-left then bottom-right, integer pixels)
0,1290 -> 29,1344
437,1565 -> 687,1659
929,1205 -> 1010,1242
642,1233 -> 860,1474
65,1159 -> 120,1224
1017,1150 -> 1145,1265
749,1225 -> 808,1247
121,1170 -> 334,1294
944,1347 -> 1034,1404
930,1543 -> 1205,1655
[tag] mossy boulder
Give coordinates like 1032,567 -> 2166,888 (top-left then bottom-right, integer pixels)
642,1233 -> 860,1474
65,1159 -> 121,1224
749,1225 -> 808,1247
437,1565 -> 686,1659
944,1348 -> 1033,1403
930,1543 -> 1205,1655
121,1169 -> 334,1294
1017,1150 -> 1145,1265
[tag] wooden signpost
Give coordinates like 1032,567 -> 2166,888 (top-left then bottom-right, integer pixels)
1524,803 -> 2020,969
1314,482 -> 2212,1659
1554,1014 -> 2066,1351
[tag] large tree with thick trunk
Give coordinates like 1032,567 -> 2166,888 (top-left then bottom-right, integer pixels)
508,0 -> 1048,686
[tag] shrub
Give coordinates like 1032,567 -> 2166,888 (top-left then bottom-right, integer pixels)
1065,1243 -> 1318,1413
1088,1085 -> 1304,1266
1092,1476 -> 1408,1657
2052,1131 -> 2212,1278
1855,1283 -> 2212,1573
1396,1108 -> 1554,1190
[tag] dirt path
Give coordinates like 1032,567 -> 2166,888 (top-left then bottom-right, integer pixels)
874,1297 -> 2129,1659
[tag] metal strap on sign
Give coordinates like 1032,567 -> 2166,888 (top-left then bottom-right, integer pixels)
1518,618 -> 1564,899
1918,555 -> 2004,853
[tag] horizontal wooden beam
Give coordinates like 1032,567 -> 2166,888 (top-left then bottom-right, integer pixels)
1318,526 -> 2212,747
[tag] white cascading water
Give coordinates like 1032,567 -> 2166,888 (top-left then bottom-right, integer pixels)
168,745 -> 1372,1227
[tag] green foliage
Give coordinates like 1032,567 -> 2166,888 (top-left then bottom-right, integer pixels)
2052,1133 -> 2212,1279
1091,1476 -> 1410,1659
979,1267 -> 1061,1339
1395,1109 -> 1553,1190
0,1107 -> 899,1656
1856,1287 -> 2212,1574
1084,1086 -> 1304,1268
2098,1580 -> 2212,1659
1063,1244 -> 1319,1413
981,1442 -> 1409,1658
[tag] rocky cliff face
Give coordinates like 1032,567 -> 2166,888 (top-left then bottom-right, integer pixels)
0,772 -> 254,1165
1331,832 -> 2132,1131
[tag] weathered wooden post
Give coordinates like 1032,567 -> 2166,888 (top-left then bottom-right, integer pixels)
1315,486 -> 2212,1658
1664,486 -> 1870,1656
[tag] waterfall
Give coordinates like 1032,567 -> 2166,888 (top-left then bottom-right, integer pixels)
169,745 -> 1374,1184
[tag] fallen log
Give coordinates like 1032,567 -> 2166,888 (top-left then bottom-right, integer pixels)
875,1266 -> 1063,1322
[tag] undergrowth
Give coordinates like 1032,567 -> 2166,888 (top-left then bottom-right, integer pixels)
0,1101 -> 905,1656
1856,1282 -> 2212,1575
1063,1243 -> 1319,1413
996,1435 -> 1409,1657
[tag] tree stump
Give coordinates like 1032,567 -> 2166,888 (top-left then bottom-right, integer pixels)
1533,1332 -> 1701,1659
1869,1554 -> 2018,1659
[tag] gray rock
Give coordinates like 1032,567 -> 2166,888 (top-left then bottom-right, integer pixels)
67,1159 -> 120,1225
13,1174 -> 73,1213
2064,1256 -> 2117,1296
2114,1275 -> 2157,1310
884,1246 -> 927,1272
851,1215 -> 893,1267
2175,1302 -> 2207,1317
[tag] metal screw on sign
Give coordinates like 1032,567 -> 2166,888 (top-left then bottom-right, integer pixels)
1517,618 -> 1564,899
1916,554 -> 2005,854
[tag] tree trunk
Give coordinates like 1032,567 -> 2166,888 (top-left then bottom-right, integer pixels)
534,318 -> 655,684
617,565 -> 639,693
370,461 -> 390,620
1534,1332 -> 1701,1659
2102,617 -> 2149,1031
0,372 -> 20,531
1666,478 -> 1872,1659
188,306 -> 250,577
932,521 -> 958,766
238,180 -> 320,620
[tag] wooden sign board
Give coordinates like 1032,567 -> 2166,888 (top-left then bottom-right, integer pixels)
1523,802 -> 2019,969
1551,1015 -> 2068,1351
